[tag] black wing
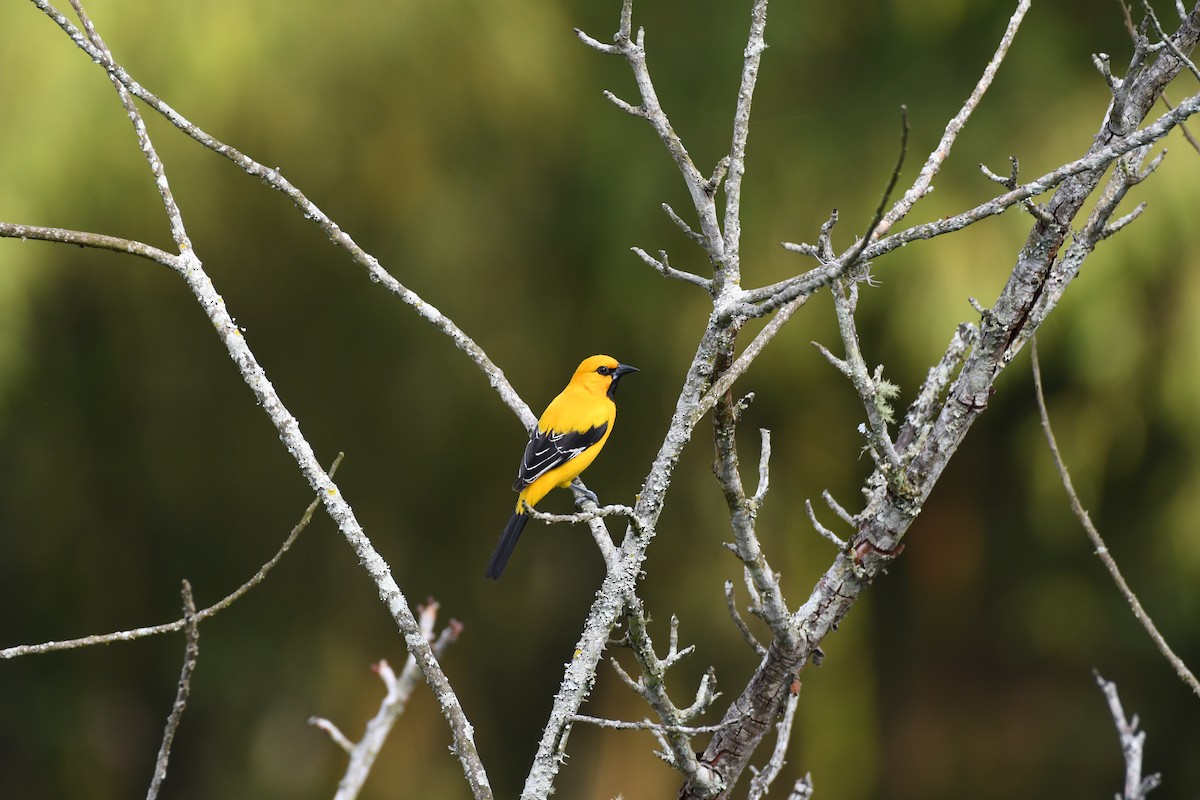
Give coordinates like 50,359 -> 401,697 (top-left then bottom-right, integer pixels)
513,422 -> 608,491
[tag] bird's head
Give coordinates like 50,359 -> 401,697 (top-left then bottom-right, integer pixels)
574,354 -> 639,400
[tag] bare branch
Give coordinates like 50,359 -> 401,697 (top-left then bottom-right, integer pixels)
721,0 -> 769,268
692,11 -> 1200,794
26,5 -> 493,793
1033,342 -> 1200,697
895,323 -> 977,458
694,293 -> 810,421
145,581 -> 200,800
662,202 -> 707,247
866,101 -> 1200,256
1095,673 -> 1163,799
1160,89 -> 1200,154
750,428 -> 771,510
573,26 -> 620,55
0,222 -> 178,268
603,89 -> 646,118
569,714 -> 726,734
876,0 -> 1032,238
828,281 -> 906,489
725,581 -> 766,656
1015,146 -> 1158,360
840,105 -> 910,272
309,717 -> 356,755
805,500 -> 848,550
66,0 -> 190,250
524,502 -> 641,527
576,0 -> 717,256
2,453 -> 345,659
313,602 -> 464,800
632,246 -> 713,290
822,490 -> 857,528
980,156 -> 1055,222
618,595 -> 725,795
744,90 -> 1200,321
712,373 -> 792,639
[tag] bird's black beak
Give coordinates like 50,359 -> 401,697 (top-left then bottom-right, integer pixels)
608,363 -> 638,399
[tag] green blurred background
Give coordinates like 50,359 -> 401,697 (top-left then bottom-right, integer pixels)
2,0 -> 1199,797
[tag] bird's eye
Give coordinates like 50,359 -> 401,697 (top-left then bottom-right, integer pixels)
597,366 -> 613,376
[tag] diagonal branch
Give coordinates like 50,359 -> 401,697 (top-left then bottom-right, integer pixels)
876,0 -> 1032,238
24,4 -> 493,795
1032,342 -> 1200,698
1,454 -> 344,659
145,580 -> 200,800
29,0 -> 533,430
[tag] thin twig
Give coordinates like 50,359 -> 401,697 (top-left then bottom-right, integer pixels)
631,246 -> 713,290
1095,672 -> 1163,800
523,502 -> 641,527
618,594 -> 724,794
712,371 -> 792,640
145,580 -> 200,800
575,0 -> 717,251
1033,341 -> 1200,697
724,581 -> 766,656
569,714 -> 726,734
312,602 -> 464,800
805,500 -> 848,550
66,0 -> 190,250
840,105 -> 910,272
0,222 -> 178,267
2,454 -> 344,659
876,0 -> 1031,238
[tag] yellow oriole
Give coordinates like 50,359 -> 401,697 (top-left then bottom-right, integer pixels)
485,355 -> 638,580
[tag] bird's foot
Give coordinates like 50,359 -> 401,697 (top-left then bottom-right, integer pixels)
572,484 -> 600,505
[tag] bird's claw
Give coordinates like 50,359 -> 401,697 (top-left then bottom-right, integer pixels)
572,484 -> 600,505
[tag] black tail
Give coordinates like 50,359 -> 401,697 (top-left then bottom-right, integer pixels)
485,511 -> 529,580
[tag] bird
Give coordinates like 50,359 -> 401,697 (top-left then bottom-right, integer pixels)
485,354 -> 638,580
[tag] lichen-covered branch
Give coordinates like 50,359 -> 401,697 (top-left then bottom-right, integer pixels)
311,602 -> 464,800
17,4 -> 493,795
682,6 -> 1200,797
1095,673 -> 1163,799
